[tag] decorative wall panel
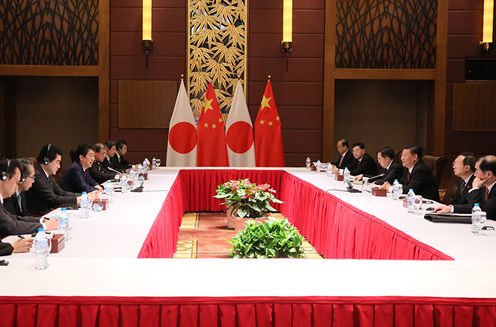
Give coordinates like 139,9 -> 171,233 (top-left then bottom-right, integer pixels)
335,0 -> 437,69
188,0 -> 247,116
0,0 -> 99,65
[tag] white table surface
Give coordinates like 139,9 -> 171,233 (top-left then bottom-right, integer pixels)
2,167 -> 496,299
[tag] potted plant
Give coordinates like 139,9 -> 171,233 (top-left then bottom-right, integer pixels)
230,218 -> 305,258
214,179 -> 283,230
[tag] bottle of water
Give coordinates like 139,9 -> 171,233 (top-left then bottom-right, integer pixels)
34,228 -> 49,270
305,157 -> 311,169
120,176 -> 129,193
152,158 -> 157,169
104,182 -> 113,203
471,203 -> 485,235
344,167 -> 351,182
326,163 -> 333,178
407,189 -> 415,213
59,208 -> 69,240
80,192 -> 90,219
137,164 -> 143,175
392,179 -> 401,200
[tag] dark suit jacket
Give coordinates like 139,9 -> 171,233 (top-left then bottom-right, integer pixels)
3,192 -> 27,216
61,162 -> 99,193
400,160 -> 439,201
454,186 -> 496,219
374,161 -> 404,185
0,241 -> 13,256
110,154 -> 131,172
451,174 -> 476,206
89,161 -> 116,184
0,203 -> 42,237
349,153 -> 378,177
24,163 -> 79,216
335,150 -> 354,170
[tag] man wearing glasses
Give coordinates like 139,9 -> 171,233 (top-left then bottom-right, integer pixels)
4,158 -> 36,216
0,159 -> 58,237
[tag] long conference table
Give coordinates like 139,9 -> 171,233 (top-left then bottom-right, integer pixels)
2,168 -> 496,326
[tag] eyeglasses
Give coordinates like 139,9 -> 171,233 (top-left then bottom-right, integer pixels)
27,176 -> 35,181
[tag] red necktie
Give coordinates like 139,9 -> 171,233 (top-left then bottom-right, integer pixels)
484,188 -> 490,202
407,171 -> 411,183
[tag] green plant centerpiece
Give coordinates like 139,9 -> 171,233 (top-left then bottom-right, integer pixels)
214,179 -> 283,229
230,218 -> 305,258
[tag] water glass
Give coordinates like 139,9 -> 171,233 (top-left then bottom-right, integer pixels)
362,177 -> 369,191
155,158 -> 161,168
413,195 -> 423,214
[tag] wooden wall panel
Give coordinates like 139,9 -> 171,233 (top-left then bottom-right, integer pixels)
117,80 -> 177,129
453,83 -> 496,131
445,1 -> 496,156
109,1 -> 186,162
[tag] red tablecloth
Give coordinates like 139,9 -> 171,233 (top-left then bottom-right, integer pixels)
1,296 -> 496,327
139,169 -> 451,260
279,172 -> 452,260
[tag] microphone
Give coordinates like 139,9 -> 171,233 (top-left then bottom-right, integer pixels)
106,166 -> 121,174
367,173 -> 385,183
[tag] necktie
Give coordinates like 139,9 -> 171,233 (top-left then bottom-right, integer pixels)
484,188 -> 490,202
338,155 -> 344,167
407,171 -> 411,183
16,193 -> 23,214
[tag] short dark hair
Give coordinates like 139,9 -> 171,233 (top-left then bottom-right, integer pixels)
337,138 -> 349,148
105,140 -> 116,150
378,146 -> 395,160
37,144 -> 63,164
94,143 -> 105,153
74,144 -> 94,162
0,158 -> 21,180
352,142 -> 365,150
403,145 -> 423,159
459,152 -> 476,172
116,140 -> 127,151
480,155 -> 496,175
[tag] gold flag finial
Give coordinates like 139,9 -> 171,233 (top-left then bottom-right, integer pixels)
268,75 -> 272,80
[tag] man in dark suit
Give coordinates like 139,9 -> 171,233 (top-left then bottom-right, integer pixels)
0,159 -> 58,236
90,143 -> 119,184
24,144 -> 81,216
111,140 -> 132,172
104,140 -> 118,170
4,158 -> 35,216
61,144 -> 103,193
334,138 -> 353,170
348,142 -> 378,177
437,156 -> 496,220
451,152 -> 476,206
393,145 -> 439,201
371,146 -> 403,185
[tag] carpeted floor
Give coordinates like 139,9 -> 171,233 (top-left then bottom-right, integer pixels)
173,213 -> 322,259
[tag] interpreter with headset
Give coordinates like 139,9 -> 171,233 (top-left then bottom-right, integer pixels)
0,158 -> 33,256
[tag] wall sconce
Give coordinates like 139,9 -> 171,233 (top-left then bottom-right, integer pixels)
481,0 -> 494,51
281,0 -> 293,54
142,0 -> 153,66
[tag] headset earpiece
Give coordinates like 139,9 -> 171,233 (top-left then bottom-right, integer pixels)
43,144 -> 52,165
0,159 -> 11,181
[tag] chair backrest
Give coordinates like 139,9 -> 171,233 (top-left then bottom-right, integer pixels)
422,155 -> 447,188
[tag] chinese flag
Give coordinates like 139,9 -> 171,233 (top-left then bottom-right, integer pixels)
197,82 -> 229,166
255,80 -> 285,167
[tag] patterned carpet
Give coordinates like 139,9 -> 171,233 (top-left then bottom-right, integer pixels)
173,213 -> 322,259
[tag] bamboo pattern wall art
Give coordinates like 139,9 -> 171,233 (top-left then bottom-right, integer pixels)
188,0 -> 247,117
